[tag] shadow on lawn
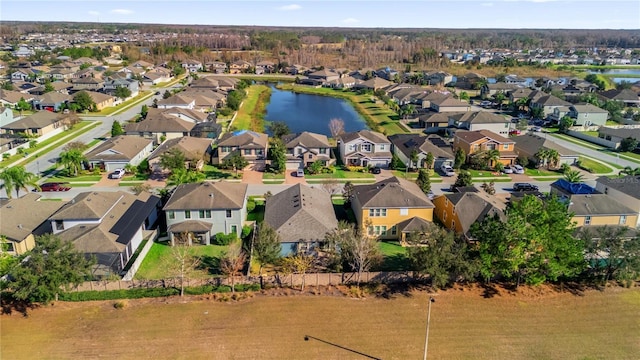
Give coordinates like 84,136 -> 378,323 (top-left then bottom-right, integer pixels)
199,255 -> 221,276
1,295 -> 38,317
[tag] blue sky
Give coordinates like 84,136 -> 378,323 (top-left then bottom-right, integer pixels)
2,0 -> 639,29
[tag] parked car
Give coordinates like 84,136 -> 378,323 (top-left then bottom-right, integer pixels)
441,164 -> 455,177
295,168 -> 304,177
509,129 -> 521,136
36,182 -> 71,192
480,100 -> 492,108
108,168 -> 126,179
513,183 -> 539,192
531,126 -> 542,132
502,165 -> 514,174
370,166 -> 382,174
513,164 -> 525,174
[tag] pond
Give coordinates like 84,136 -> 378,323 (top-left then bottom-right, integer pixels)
587,68 -> 640,84
264,86 -> 367,136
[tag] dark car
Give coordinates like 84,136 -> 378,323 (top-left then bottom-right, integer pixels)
155,91 -> 161,95
37,182 -> 71,192
371,166 -> 382,174
513,183 -> 539,192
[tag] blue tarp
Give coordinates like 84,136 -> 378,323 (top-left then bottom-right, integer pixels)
552,179 -> 596,195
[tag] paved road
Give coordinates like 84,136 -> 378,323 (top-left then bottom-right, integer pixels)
541,132 -> 637,169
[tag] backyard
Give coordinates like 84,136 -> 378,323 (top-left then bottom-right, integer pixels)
134,241 -> 230,280
2,285 -> 638,359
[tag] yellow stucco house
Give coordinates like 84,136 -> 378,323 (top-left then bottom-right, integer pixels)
0,193 -> 65,255
351,177 -> 434,241
453,129 -> 517,167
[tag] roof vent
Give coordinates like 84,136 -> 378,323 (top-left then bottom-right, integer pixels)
87,198 -> 91,202
209,193 -> 214,197
18,224 -> 23,229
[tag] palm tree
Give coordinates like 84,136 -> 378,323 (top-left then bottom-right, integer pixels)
534,148 -> 549,168
515,98 -> 530,112
493,92 -> 506,110
0,166 -> 40,198
402,104 -> 416,119
564,169 -> 584,183
483,150 -> 501,169
59,149 -> 86,177
546,149 -> 560,169
167,169 -> 205,187
619,166 -> 640,176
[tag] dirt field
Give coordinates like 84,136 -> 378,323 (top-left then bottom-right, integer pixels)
2,284 -> 639,360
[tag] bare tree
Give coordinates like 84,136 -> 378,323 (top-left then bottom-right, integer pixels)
219,242 -> 246,293
281,254 -> 315,291
321,178 -> 341,196
326,222 -> 382,287
328,118 -> 345,139
166,232 -> 202,297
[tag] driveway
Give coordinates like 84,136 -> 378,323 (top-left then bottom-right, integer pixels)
94,173 -> 122,187
241,164 -> 265,184
285,169 -> 307,185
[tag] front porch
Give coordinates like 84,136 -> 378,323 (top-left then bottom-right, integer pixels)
168,220 -> 213,245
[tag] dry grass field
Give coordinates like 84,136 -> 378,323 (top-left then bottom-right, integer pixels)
2,284 -> 639,360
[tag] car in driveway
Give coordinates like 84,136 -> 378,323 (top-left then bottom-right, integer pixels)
502,165 -> 514,174
108,168 -> 126,179
36,182 -> 71,192
513,164 -> 525,174
370,166 -> 382,174
513,183 -> 539,192
441,164 -> 455,177
295,168 -> 305,177
480,100 -> 492,108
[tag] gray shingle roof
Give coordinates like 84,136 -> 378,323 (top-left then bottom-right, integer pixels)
353,177 -> 434,209
388,133 -> 453,159
598,126 -> 640,140
512,133 -> 576,156
148,137 -> 212,162
569,194 -> 636,216
264,184 -> 338,243
217,130 -> 268,149
444,191 -> 505,236
596,175 -> 640,200
0,193 -> 65,242
339,130 -> 389,144
85,135 -> 152,162
449,111 -> 509,124
164,181 -> 248,211
1,110 -> 67,130
282,132 -> 330,149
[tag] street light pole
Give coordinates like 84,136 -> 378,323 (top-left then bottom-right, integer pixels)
423,297 -> 436,360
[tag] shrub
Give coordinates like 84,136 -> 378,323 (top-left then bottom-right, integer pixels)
246,199 -> 256,212
241,225 -> 252,239
113,300 -> 128,309
213,232 -> 237,245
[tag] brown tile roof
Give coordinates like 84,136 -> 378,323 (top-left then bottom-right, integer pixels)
85,135 -> 152,162
264,184 -> 338,243
0,193 -> 65,242
339,130 -> 389,144
450,111 -> 509,124
282,132 -> 331,149
217,130 -> 268,149
2,110 -> 66,130
388,134 -> 454,159
148,137 -> 212,162
569,194 -> 636,216
164,181 -> 248,211
455,130 -> 513,144
353,177 -> 434,209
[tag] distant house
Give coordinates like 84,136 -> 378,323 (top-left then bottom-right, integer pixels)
448,111 -> 511,136
596,89 -> 640,107
71,77 -> 104,92
432,188 -> 505,241
0,193 -> 65,255
255,61 -> 276,75
338,130 -> 392,168
229,60 -> 251,74
281,132 -> 334,169
418,112 -> 451,132
32,92 -> 72,112
0,106 -> 15,128
512,133 -> 579,167
595,175 -> 640,226
0,89 -> 33,107
530,94 -> 572,118
351,177 -> 435,241
1,111 -> 73,138
424,71 -> 453,86
353,77 -> 393,91
430,96 -> 471,113
507,88 -> 533,104
388,133 -> 454,170
207,61 -> 228,74
103,78 -> 139,98
148,137 -> 212,173
157,94 -> 196,110
49,191 -> 160,277
163,181 -> 248,245
567,103 -> 609,126
78,91 -> 115,110
142,69 -> 172,85
11,68 -> 34,82
85,135 -> 153,171
597,127 -> 640,149
190,76 -> 238,91
307,69 -> 340,83
480,83 -> 521,99
181,60 -> 203,73
264,184 -> 338,256
453,130 -> 517,166
125,107 -> 208,143
214,130 -> 268,166
455,72 -> 486,90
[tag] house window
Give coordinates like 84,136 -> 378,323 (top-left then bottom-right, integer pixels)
231,225 -> 238,235
445,199 -> 449,207
244,149 -> 252,155
400,208 -> 409,216
361,144 -> 372,152
308,154 -> 313,159
391,226 -> 397,235
486,144 -> 496,150
185,210 -> 191,219
584,216 -> 591,225
348,144 -> 355,151
257,149 -> 264,156
368,208 -> 387,217
226,210 -> 232,218
205,210 -> 211,218
620,215 -> 627,225
4,242 -> 14,252
451,220 -> 456,230
379,145 -> 386,150
55,220 -> 64,230
222,146 -> 230,153
443,211 -> 447,221
503,144 -> 509,150
319,148 -> 327,154
168,211 -> 175,220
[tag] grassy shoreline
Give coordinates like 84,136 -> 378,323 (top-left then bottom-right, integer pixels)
233,85 -> 271,132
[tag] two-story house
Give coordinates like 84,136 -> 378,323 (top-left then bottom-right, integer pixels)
595,175 -> 640,226
351,177 -> 435,241
388,133 -> 454,170
103,78 -> 139,98
125,107 -> 209,144
453,130 -> 518,166
49,191 -> 160,277
281,132 -> 334,169
181,60 -> 203,73
207,61 -> 228,74
448,111 -> 511,136
567,103 -> 609,126
229,60 -> 252,74
214,130 -> 268,166
338,130 -> 392,168
530,94 -> 572,118
163,181 -> 248,245
513,133 -> 579,167
597,127 -> 640,149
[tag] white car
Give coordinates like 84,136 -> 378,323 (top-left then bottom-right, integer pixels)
513,165 -> 525,174
502,165 -> 514,174
441,164 -> 455,177
109,168 -> 126,179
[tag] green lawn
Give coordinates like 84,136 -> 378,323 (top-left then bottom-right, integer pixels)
135,241 -> 231,280
122,173 -> 150,181
524,168 -> 560,176
84,91 -> 152,116
391,169 -> 441,180
305,169 -> 374,179
467,169 -> 508,178
233,85 -> 270,131
376,241 -> 411,271
578,156 -> 614,174
48,174 -> 102,182
246,199 -> 265,222
262,172 -> 285,180
202,164 -> 239,180
550,133 -> 606,150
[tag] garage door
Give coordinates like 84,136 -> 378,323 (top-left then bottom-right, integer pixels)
286,160 -> 302,169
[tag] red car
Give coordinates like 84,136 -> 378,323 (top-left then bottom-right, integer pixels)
37,182 -> 71,192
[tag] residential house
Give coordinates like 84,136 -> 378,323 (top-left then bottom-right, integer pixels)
326,76 -> 358,89
307,69 -> 340,84
562,192 -> 637,227
264,184 -> 339,255
157,93 -> 196,110
148,137 -> 212,172
424,71 -> 453,86
181,90 -> 226,111
596,89 -> 640,107
49,191 -> 160,277
125,107 -> 208,143
142,68 -> 172,85
455,72 -> 486,90
181,60 -> 203,73
281,131 -> 334,169
513,133 -> 579,167
71,77 -> 104,92
338,130 -> 392,168
453,130 -> 518,166
12,46 -> 34,58
207,61 -> 228,74
530,94 -> 573,118
567,103 -> 609,126
11,68 -> 35,82
190,76 -> 238,91
480,83 -> 521,99
229,60 -> 251,74
595,175 -> 640,226
103,78 -> 139,98
255,61 -> 276,75
386,85 -> 426,106
430,96 -> 471,113
388,133 -> 454,170
1,111 -> 72,138
0,89 -> 33,107
0,106 -> 14,128
353,77 -> 393,91
448,111 -> 511,136
418,92 -> 450,110
504,74 -> 528,85
418,112 -> 452,132
48,68 -> 75,81
508,88 -> 533,104
85,135 -> 153,171
375,67 -> 398,81
351,177 -> 435,241
78,91 -> 115,110
163,181 -> 248,245
597,127 -> 640,149
214,130 -> 268,166
432,188 -> 506,241
32,92 -> 72,112
0,193 -> 65,255
130,60 -> 154,70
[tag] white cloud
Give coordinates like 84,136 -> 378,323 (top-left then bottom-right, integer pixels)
278,4 -> 301,11
481,2 -> 494,6
110,9 -> 133,15
88,11 -> 100,16
341,18 -> 359,24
